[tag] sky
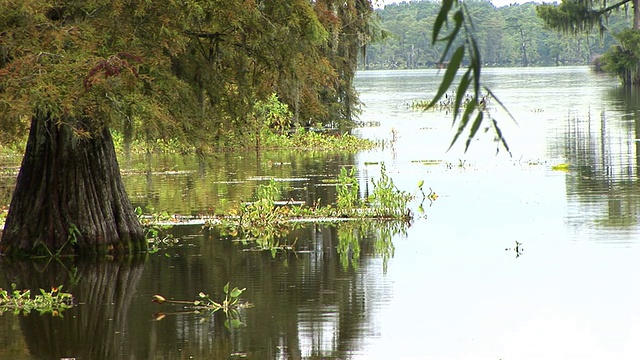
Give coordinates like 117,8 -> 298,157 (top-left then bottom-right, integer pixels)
377,0 -> 543,9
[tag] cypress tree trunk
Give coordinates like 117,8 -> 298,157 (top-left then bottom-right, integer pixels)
0,114 -> 146,256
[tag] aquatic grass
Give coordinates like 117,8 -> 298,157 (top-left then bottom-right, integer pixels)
410,92 -> 489,112
336,166 -> 361,214
0,284 -> 74,316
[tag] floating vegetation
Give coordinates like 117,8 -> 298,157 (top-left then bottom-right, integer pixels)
353,120 -> 381,127
136,206 -> 176,253
112,127 -> 378,155
204,164 -> 426,255
410,92 -> 489,112
0,284 -> 74,316
411,159 -> 442,166
551,163 -> 571,171
152,283 -> 250,329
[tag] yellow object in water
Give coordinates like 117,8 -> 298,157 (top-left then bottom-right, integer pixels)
551,163 -> 570,171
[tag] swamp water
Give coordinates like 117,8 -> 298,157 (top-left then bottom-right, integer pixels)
2,67 -> 640,359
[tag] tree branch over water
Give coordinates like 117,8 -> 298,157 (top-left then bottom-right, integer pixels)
429,0 -> 514,155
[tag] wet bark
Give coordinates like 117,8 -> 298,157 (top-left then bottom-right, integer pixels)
0,114 -> 146,256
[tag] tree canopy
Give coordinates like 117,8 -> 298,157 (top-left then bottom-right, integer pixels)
0,0 -> 379,255
537,0 -> 640,83
366,0 -> 631,69
0,0 -> 377,151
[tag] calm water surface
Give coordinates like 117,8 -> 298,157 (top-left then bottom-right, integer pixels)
2,67 -> 640,359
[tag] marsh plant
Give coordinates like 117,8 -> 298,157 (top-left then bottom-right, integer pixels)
223,180 -> 298,253
367,164 -> 414,219
209,164 -> 422,255
0,284 -> 74,316
336,166 -> 361,213
152,282 -> 249,329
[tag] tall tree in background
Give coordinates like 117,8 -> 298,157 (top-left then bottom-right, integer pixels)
0,0 -> 373,256
537,0 -> 640,83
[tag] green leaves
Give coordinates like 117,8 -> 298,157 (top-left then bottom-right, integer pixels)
152,282 -> 249,330
0,284 -> 74,316
428,45 -> 464,110
428,0 -> 512,155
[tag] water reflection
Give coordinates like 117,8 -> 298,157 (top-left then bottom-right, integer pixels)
0,257 -> 145,359
337,221 -> 408,273
563,86 -> 640,232
121,151 -> 357,215
126,221 -> 403,359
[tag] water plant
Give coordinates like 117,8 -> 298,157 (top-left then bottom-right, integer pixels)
410,92 -> 489,112
152,282 -> 250,329
505,241 -> 524,258
29,224 -> 80,258
0,284 -> 74,316
336,166 -> 361,213
367,164 -> 414,219
225,180 -> 298,252
207,164 -> 422,256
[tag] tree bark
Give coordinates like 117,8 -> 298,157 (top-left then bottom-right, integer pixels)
0,114 -> 146,256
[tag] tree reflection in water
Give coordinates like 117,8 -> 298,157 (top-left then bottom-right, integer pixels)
139,221 -> 405,358
0,219 -> 407,359
563,87 -> 640,230
1,256 -> 145,359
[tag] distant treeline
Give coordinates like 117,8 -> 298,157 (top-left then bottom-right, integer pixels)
365,0 -> 632,69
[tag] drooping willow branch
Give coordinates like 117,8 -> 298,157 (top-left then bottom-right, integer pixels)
428,0 -> 514,154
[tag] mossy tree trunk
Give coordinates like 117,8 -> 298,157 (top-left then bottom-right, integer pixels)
0,114 -> 146,256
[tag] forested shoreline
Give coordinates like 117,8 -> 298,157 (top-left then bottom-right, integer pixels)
365,0 -> 632,69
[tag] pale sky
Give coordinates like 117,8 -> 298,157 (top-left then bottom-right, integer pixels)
377,0 -> 543,9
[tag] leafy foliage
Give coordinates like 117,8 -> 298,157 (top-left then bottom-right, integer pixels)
537,0 -> 640,84
601,29 -> 640,83
208,164 -> 422,255
0,284 -> 74,316
537,0 -> 628,36
0,0 -> 378,150
367,1 -> 631,69
426,0 -> 512,154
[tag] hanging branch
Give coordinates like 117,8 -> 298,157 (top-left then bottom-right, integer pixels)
427,0 -> 514,154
